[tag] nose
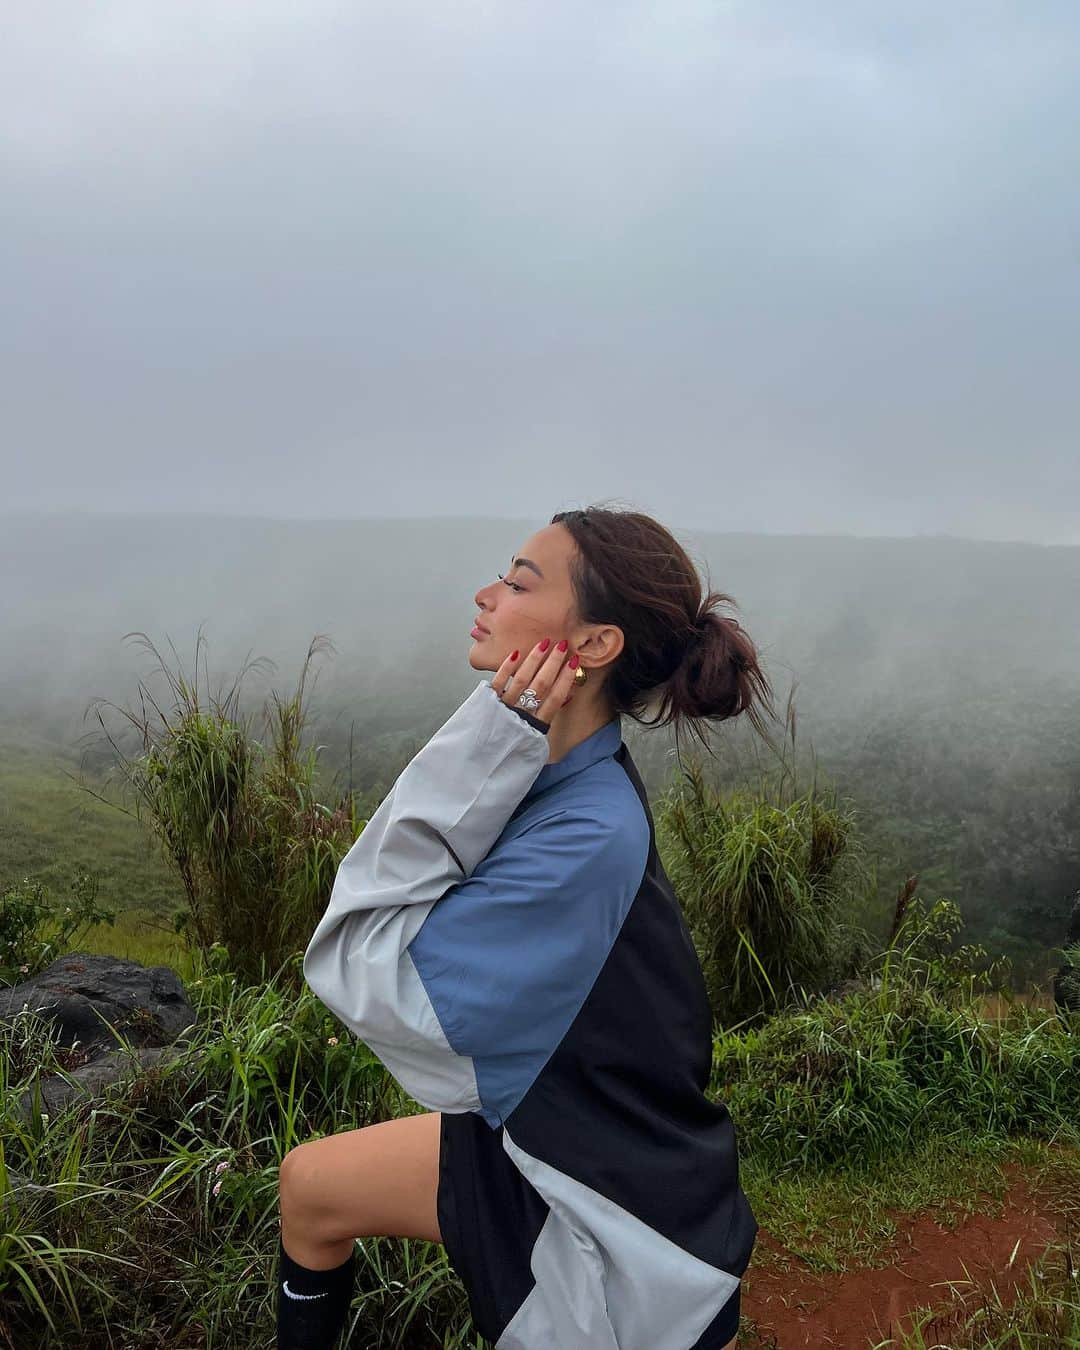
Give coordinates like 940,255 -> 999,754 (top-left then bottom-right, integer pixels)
474,579 -> 497,610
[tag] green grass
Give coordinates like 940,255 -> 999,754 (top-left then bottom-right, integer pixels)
0,952 -> 484,1349
2,947 -> 1077,1348
0,729 -> 187,923
711,977 -> 1080,1175
742,1131 -> 1074,1276
3,724 -> 1079,1346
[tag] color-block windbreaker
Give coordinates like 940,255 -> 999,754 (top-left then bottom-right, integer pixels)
303,678 -> 758,1349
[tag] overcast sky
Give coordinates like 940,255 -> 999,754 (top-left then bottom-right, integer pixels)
3,2 -> 1078,543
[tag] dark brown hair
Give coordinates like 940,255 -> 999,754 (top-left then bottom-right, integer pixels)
551,504 -> 778,760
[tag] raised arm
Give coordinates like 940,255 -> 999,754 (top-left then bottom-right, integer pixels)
302,678 -> 551,1112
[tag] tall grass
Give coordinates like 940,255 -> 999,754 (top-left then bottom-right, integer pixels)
657,686 -> 879,1030
2,915 -> 1077,1346
81,630 -> 363,987
0,946 -> 481,1349
710,895 -> 1078,1176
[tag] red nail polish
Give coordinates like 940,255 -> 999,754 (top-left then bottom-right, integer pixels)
510,650 -> 519,662
539,637 -> 551,651
568,654 -> 579,669
556,639 -> 568,652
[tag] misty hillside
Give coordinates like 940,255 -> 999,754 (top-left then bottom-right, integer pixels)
4,510 -> 1079,731
2,510 -> 1079,982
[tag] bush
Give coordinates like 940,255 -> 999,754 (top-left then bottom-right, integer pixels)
657,754 -> 875,1031
0,867 -> 116,987
870,889 -> 1011,1008
0,948 -> 480,1349
84,631 -> 362,987
710,899 -> 1075,1174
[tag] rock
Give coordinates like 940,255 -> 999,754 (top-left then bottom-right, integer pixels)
816,974 -> 881,1003
0,952 -> 197,1057
1,1167 -> 53,1203
13,1043 -> 189,1124
0,953 -> 199,1125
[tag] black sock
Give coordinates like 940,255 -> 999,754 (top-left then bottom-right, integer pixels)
276,1233 -> 357,1349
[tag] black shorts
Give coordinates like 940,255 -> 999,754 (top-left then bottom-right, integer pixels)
436,1109 -> 741,1348
437,1108 -> 550,1343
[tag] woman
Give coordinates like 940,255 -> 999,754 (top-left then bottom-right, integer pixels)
278,505 -> 774,1349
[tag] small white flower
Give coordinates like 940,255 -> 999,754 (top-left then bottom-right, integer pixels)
212,1180 -> 222,1197
18,965 -> 29,974
214,1160 -> 230,1175
327,1036 -> 339,1046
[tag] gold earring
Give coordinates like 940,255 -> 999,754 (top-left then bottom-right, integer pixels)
573,664 -> 589,687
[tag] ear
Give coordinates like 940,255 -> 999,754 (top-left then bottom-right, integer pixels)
579,625 -> 624,664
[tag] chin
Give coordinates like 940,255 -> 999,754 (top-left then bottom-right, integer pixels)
468,643 -> 496,672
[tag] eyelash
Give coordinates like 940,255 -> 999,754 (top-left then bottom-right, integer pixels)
497,573 -> 525,593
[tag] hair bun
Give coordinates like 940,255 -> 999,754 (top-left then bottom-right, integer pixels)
683,613 -> 707,650
550,504 -> 775,749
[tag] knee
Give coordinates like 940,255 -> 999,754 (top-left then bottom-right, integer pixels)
278,1142 -> 326,1222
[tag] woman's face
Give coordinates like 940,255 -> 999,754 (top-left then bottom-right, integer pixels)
469,523 -> 586,674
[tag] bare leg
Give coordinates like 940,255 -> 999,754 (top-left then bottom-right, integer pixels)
278,1110 -> 443,1268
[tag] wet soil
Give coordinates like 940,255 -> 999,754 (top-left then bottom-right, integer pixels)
740,1157 -> 1072,1347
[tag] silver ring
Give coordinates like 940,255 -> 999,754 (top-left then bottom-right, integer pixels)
516,687 -> 542,711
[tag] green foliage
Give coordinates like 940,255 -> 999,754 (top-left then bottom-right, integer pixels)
0,867 -> 116,988
657,741 -> 876,1031
871,891 -> 1012,1008
1057,940 -> 1080,1013
711,902 -> 1076,1176
816,680 -> 1080,984
1,929 -> 1076,1345
0,947 -> 482,1349
84,630 -> 365,986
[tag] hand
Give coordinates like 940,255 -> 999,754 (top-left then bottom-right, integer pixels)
493,637 -> 579,727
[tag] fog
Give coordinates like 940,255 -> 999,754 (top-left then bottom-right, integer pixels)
3,2 -> 1079,541
3,511 -> 1078,754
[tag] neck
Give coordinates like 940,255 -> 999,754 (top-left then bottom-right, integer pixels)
546,694 -> 615,765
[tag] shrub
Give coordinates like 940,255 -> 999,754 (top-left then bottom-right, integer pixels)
711,898 -> 1075,1174
83,631 -> 361,987
657,754 -> 875,1030
0,867 -> 116,988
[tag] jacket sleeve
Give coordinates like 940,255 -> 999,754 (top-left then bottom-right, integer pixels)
301,678 -> 551,1112
405,802 -> 648,1069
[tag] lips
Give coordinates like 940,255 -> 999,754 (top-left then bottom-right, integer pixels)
473,619 -> 490,634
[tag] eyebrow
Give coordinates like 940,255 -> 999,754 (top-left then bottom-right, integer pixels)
510,555 -> 545,580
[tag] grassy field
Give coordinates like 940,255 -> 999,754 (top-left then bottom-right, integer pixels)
0,725 -> 186,915
1,721 -> 202,976
3,723 -> 1078,1347
2,950 -> 1077,1348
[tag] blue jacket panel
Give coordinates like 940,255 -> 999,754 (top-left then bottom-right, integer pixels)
406,749 -> 650,1125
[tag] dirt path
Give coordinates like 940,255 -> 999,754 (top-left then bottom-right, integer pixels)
740,1159 -> 1068,1347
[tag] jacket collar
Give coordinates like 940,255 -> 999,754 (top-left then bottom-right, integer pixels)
524,714 -> 623,801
